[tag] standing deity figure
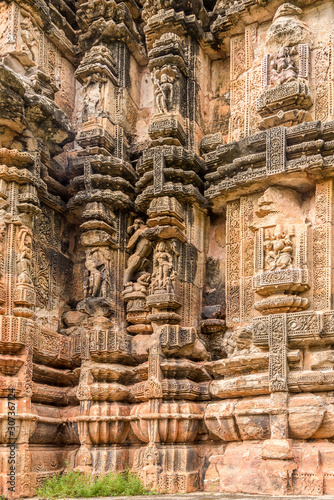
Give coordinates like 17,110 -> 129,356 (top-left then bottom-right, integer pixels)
155,241 -> 173,289
84,249 -> 110,298
17,227 -> 33,284
20,16 -> 39,63
264,225 -> 293,270
150,240 -> 178,294
100,265 -> 111,298
270,46 -> 298,86
153,71 -> 174,114
82,81 -> 102,122
123,219 -> 152,285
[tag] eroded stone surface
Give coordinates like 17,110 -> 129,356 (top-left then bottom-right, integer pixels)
2,0 -> 334,498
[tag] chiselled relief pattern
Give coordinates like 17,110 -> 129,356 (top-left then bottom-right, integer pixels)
230,26 -> 260,140
0,220 -> 7,313
314,46 -> 330,122
248,65 -> 262,135
255,227 -> 264,272
263,226 -> 293,271
296,227 -> 308,268
313,181 -> 332,310
245,24 -> 257,71
298,44 -> 310,78
266,127 -> 286,174
229,34 -> 246,142
244,72 -> 251,137
229,77 -> 246,142
5,2 -> 20,44
226,200 -> 241,326
329,36 -> 334,120
269,314 -> 287,391
115,212 -> 127,323
45,37 -> 62,89
153,148 -> 165,195
261,54 -> 270,89
0,2 -> 11,45
32,242 -> 49,308
32,205 -> 70,327
245,24 -> 258,136
230,35 -> 245,81
180,207 -> 194,328
240,196 -> 254,321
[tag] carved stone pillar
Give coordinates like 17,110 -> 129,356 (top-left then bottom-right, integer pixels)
127,2 -> 210,492
0,33 -> 74,493
69,0 -> 141,475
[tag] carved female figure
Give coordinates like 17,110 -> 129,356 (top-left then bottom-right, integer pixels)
154,241 -> 173,291
17,227 -> 32,284
124,219 -> 152,285
84,250 -> 107,298
154,73 -> 174,114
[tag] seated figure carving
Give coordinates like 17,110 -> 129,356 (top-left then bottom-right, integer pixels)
264,225 -> 293,271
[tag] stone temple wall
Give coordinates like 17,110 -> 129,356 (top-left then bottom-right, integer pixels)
1,0 -> 334,497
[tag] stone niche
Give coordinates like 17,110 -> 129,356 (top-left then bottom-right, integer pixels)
2,0 -> 334,498
252,186 -> 310,316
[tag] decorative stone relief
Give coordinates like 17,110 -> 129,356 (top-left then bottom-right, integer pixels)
252,187 -> 310,315
257,3 -> 313,129
226,200 -> 241,326
3,0 -> 334,498
313,180 -> 332,311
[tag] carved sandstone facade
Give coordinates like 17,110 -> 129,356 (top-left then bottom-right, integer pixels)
1,0 -> 334,497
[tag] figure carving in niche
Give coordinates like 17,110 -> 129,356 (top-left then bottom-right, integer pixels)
16,227 -> 32,284
264,225 -> 294,271
84,249 -> 111,298
153,66 -> 175,114
123,219 -> 152,285
223,325 -> 259,358
150,240 -> 179,294
82,82 -> 102,122
261,3 -> 313,95
141,444 -> 162,489
270,46 -> 298,86
20,16 -> 39,63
